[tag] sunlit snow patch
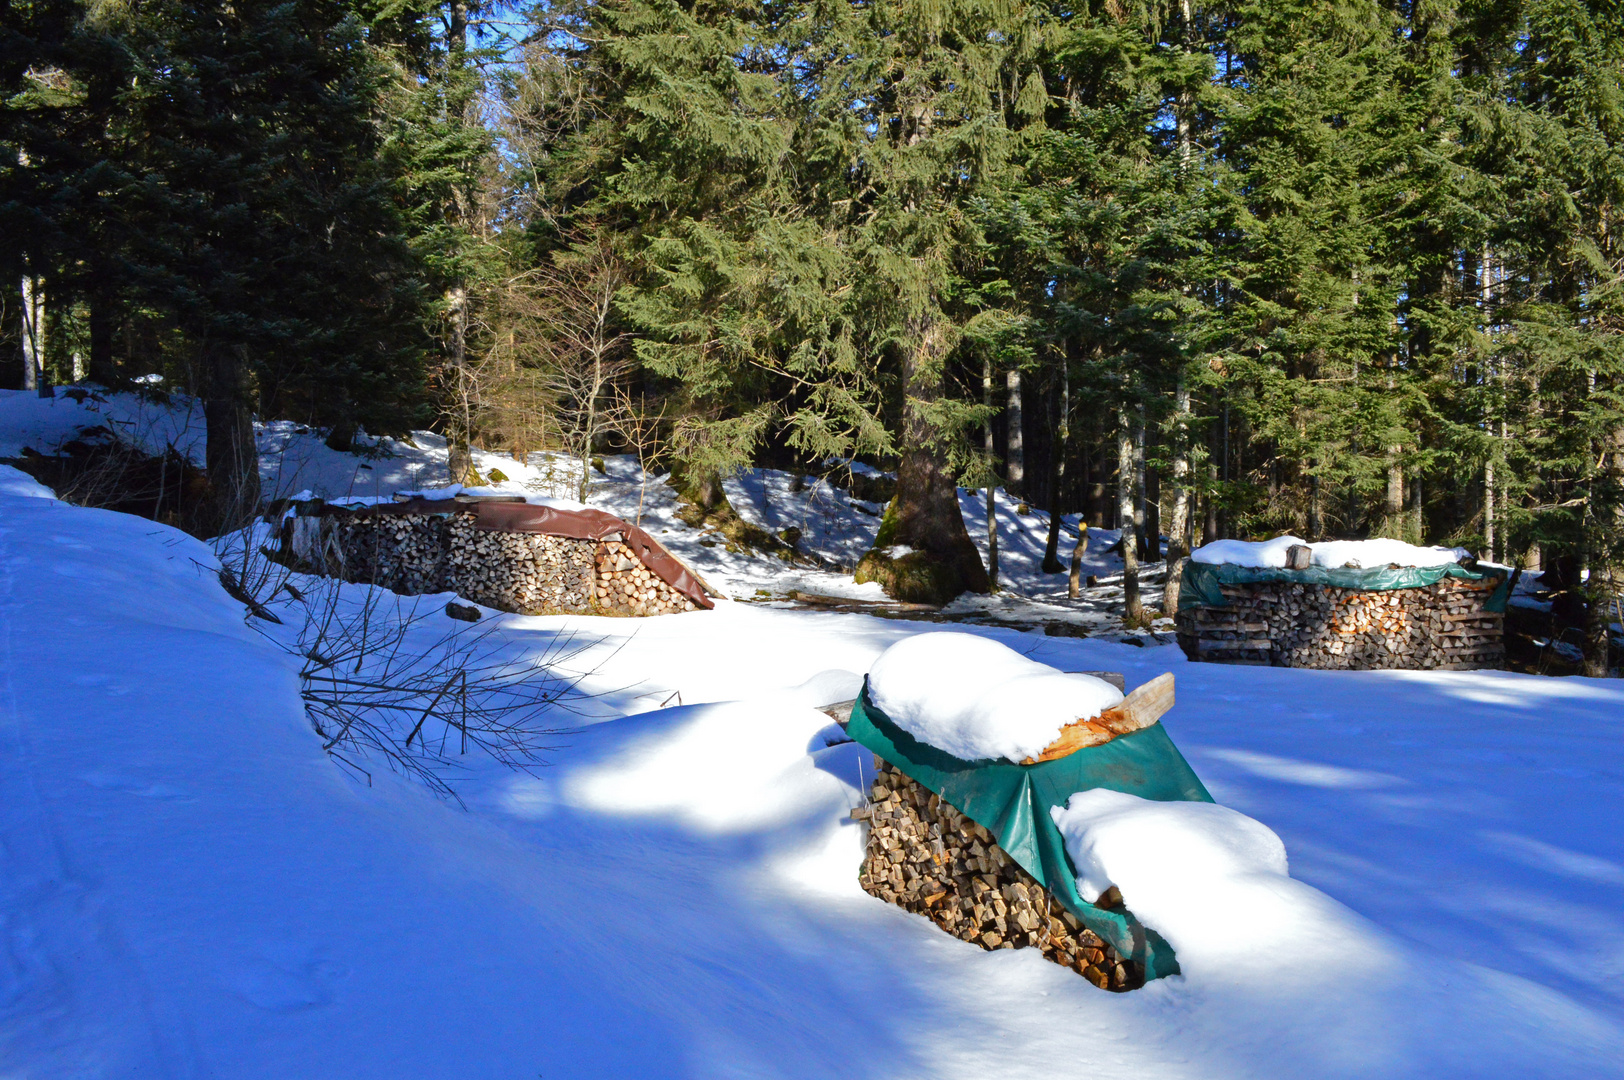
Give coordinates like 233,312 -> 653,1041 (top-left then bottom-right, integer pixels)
1192,535 -> 1471,570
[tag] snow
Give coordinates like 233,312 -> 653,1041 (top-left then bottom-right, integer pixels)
1053,789 -> 1290,907
0,388 -> 574,506
1193,534 -> 1473,569
4,463 -> 1624,1076
867,632 -> 1126,761
0,463 -> 54,500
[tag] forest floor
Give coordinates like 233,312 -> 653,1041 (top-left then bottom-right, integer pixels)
3,388 -> 1624,1078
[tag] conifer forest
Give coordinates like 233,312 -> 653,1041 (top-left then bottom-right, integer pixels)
6,0 -> 1624,660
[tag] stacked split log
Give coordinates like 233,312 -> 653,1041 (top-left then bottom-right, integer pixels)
1176,576 -> 1504,670
592,540 -> 700,616
331,514 -> 450,593
446,517 -> 596,614
854,760 -> 1141,992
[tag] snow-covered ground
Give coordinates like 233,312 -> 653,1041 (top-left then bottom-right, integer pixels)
4,451 -> 1624,1077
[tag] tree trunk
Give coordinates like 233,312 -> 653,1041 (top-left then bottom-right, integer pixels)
1309,467 -> 1322,541
1482,243 -> 1498,561
88,268 -> 116,386
1068,524 -> 1087,599
1384,455 -> 1404,539
984,355 -> 999,589
445,284 -> 474,484
1162,377 -> 1190,615
1118,407 -> 1142,627
1204,460 -> 1219,545
1582,565 -> 1616,678
21,271 -> 43,393
1043,360 -> 1069,574
204,345 -> 261,534
1006,367 -> 1024,497
861,317 -> 990,603
1410,470 -> 1425,545
1133,405 -> 1149,561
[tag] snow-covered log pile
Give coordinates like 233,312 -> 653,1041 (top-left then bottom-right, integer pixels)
1175,535 -> 1500,669
853,760 -> 1140,992
282,500 -> 703,616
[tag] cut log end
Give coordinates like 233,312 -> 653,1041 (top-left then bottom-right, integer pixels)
1023,672 -> 1175,765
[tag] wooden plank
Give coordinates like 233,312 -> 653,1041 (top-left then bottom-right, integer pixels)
818,699 -> 856,723
1022,673 -> 1175,765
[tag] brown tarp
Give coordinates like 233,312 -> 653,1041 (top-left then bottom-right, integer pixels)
312,497 -> 715,609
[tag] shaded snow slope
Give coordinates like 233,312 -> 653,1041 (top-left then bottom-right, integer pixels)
4,477 -> 1624,1076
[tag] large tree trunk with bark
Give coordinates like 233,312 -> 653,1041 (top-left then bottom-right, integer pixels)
857,318 -> 989,604
204,345 -> 261,535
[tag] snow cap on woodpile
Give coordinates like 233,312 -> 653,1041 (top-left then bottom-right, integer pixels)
1050,789 -> 1380,984
867,632 -> 1124,763
1191,535 -> 1472,570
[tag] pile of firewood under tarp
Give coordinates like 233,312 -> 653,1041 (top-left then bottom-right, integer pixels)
855,760 -> 1141,991
277,495 -> 714,617
841,661 -> 1205,990
1176,575 -> 1506,669
1175,542 -> 1510,670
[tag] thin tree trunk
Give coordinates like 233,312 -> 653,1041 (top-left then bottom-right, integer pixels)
1118,406 -> 1142,627
1043,359 -> 1069,573
1583,565 -> 1616,678
1068,524 -> 1087,599
21,272 -> 44,394
89,271 -> 115,386
1482,243 -> 1498,560
1133,404 -> 1148,561
983,355 -> 999,589
204,345 -> 261,534
1204,460 -> 1219,545
1411,470 -> 1424,545
1006,367 -> 1024,496
1162,377 -> 1190,614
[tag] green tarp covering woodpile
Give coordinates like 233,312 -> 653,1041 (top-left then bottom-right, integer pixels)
1178,560 -> 1512,613
846,682 -> 1211,982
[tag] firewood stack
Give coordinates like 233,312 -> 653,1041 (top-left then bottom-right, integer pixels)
854,759 -> 1141,992
288,509 -> 696,617
1177,576 -> 1504,669
445,517 -> 596,613
593,540 -> 701,615
331,514 -> 450,593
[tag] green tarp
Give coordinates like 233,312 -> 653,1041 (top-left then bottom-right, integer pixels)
1177,558 -> 1512,613
846,681 -> 1212,982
